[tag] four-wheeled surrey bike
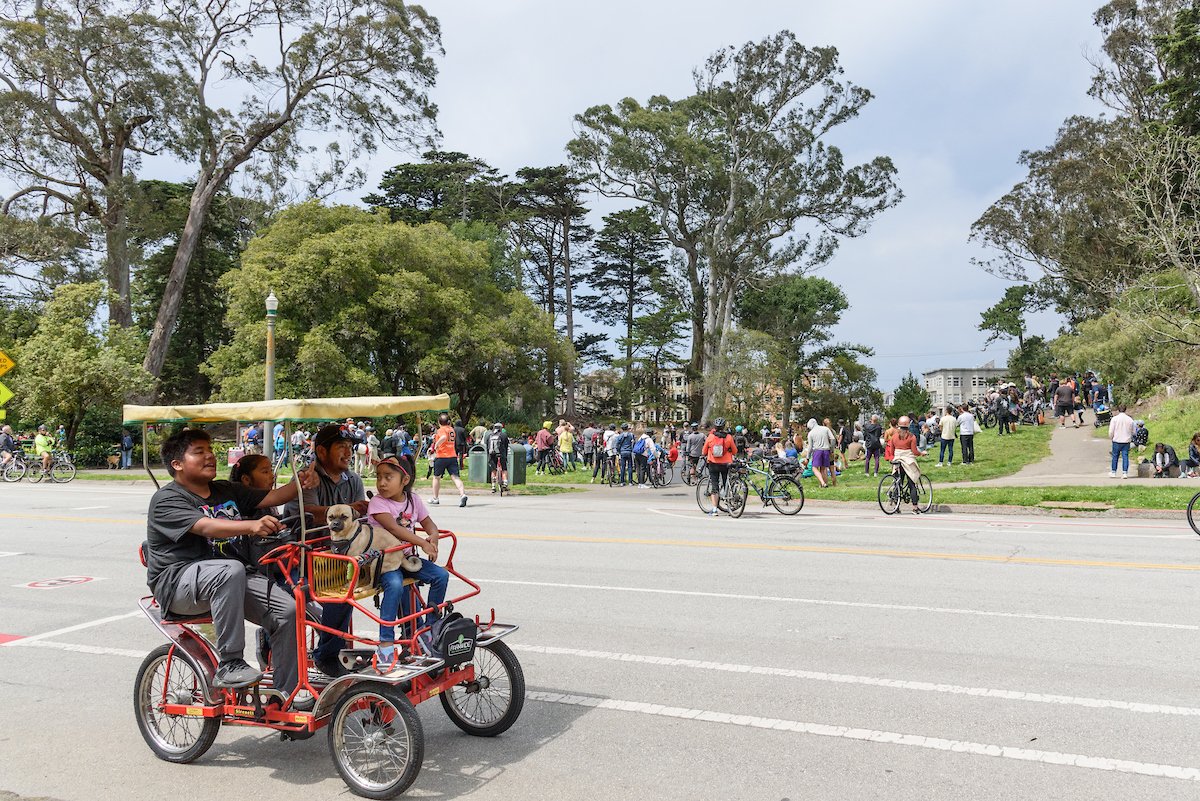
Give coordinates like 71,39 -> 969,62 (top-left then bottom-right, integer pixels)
127,395 -> 525,799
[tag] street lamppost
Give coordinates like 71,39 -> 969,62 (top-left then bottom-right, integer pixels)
264,291 -> 278,464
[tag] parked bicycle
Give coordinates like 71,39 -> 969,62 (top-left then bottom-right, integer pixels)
648,455 -> 674,488
695,459 -> 803,517
878,461 -> 932,514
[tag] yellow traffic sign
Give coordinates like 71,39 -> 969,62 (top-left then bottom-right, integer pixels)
0,380 -> 11,407
0,350 -> 12,378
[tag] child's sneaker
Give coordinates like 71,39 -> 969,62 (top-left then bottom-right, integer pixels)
429,497 -> 440,505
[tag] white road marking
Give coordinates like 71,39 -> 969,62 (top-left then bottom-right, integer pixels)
479,578 -> 1199,631
71,505 -> 109,510
0,610 -> 141,646
515,644 -> 1200,717
0,551 -> 21,558
11,639 -> 146,658
528,691 -> 1200,782
647,508 -> 1191,539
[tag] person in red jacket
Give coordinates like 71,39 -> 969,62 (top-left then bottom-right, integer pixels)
702,418 -> 737,517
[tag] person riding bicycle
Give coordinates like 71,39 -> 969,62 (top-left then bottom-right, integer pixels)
0,424 -> 15,468
485,422 -> 510,491
34,424 -> 54,473
703,418 -> 737,517
892,416 -> 927,514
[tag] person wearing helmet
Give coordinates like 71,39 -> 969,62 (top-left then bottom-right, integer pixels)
702,418 -> 737,515
616,422 -> 636,486
732,425 -> 749,456
485,422 -> 509,491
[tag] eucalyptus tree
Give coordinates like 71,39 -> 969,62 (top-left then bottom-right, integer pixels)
0,0 -> 175,324
142,0 -> 442,380
571,31 -> 900,420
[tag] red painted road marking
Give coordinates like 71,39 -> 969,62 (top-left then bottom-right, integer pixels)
0,633 -> 23,644
19,576 -> 97,590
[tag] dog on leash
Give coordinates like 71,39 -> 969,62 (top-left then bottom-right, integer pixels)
325,504 -> 421,577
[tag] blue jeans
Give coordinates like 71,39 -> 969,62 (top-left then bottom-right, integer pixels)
381,558 -> 449,641
939,439 -> 954,464
313,603 -> 354,663
619,453 -> 634,484
1111,441 -> 1130,473
120,449 -> 132,468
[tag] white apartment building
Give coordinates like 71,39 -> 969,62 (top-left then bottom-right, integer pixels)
923,361 -> 1007,409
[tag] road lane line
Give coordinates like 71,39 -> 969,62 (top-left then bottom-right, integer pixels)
528,691 -> 1200,782
457,531 -> 1200,570
0,512 -> 143,525
71,505 -> 109,510
10,639 -> 146,658
0,551 -> 21,558
0,610 -> 141,646
515,644 -> 1200,716
478,578 -> 1199,631
646,508 -> 1191,539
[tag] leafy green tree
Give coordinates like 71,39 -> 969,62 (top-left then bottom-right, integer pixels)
1007,335 -> 1057,384
205,202 -> 570,423
143,0 -> 442,380
130,181 -> 263,403
577,207 -> 669,412
0,0 -> 171,325
9,282 -> 153,446
736,275 -> 869,430
619,304 -> 688,423
364,151 -> 506,225
978,284 -> 1052,347
795,354 -> 884,425
886,372 -> 931,421
1155,5 -> 1200,134
571,31 -> 901,420
511,166 -> 592,417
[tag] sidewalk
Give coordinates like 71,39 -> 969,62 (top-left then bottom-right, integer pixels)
944,423 -> 1198,488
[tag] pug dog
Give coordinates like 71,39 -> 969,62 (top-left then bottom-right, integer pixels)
325,503 -> 422,577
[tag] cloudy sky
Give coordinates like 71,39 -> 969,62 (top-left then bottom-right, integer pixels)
358,0 -> 1106,390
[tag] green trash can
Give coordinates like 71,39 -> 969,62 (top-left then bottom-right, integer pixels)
508,444 -> 527,485
466,445 -> 488,484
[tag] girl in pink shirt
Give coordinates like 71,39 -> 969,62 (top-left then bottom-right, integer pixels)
368,455 -> 449,659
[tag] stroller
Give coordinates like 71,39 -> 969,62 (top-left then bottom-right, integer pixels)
1092,401 -> 1112,428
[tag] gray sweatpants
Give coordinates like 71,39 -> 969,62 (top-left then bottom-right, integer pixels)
168,559 -> 299,694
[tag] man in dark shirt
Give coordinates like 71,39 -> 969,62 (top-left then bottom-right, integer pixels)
145,428 -> 317,701
282,422 -> 368,677
862,414 -> 884,476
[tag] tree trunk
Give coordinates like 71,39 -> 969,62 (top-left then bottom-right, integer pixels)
781,377 -> 793,432
143,178 -> 220,379
104,148 -> 132,327
561,216 -> 576,419
625,254 -> 635,420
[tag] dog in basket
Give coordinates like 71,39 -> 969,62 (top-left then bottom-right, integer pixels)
325,503 -> 421,578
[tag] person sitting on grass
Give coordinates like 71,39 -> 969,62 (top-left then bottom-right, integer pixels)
1152,442 -> 1179,479
144,429 -> 318,706
1183,433 -> 1200,478
367,454 -> 450,660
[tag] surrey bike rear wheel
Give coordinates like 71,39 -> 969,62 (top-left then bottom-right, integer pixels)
329,682 -> 424,800
134,644 -> 220,764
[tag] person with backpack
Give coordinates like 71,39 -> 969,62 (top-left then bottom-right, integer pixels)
702,418 -> 737,516
593,424 -> 616,484
616,423 -> 635,487
632,428 -> 652,486
485,422 -> 510,490
581,422 -> 599,468
120,428 -> 135,469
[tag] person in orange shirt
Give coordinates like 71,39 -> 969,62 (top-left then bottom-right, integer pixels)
702,417 -> 737,517
430,412 -> 467,507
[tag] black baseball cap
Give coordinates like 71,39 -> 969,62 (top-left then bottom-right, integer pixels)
314,423 -> 356,450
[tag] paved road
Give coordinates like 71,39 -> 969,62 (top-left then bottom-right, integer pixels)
2,480 -> 1199,800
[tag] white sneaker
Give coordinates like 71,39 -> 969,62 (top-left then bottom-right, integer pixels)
1121,472 -> 1129,479
429,497 -> 440,505
1108,471 -> 1116,478
707,509 -> 718,517
936,462 -> 943,468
